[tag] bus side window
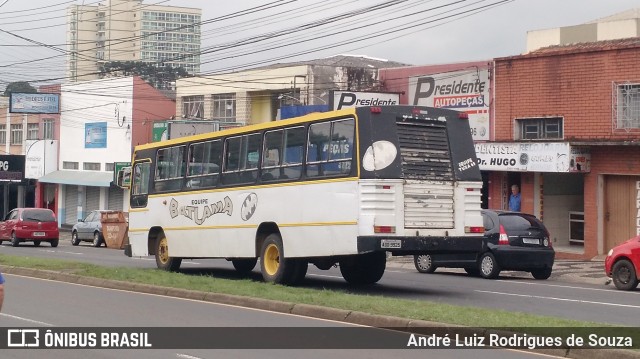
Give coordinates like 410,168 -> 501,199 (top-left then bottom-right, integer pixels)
187,140 -> 221,189
155,145 -> 185,192
222,134 -> 260,185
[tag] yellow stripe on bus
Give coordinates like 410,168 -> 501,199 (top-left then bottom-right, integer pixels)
128,221 -> 357,232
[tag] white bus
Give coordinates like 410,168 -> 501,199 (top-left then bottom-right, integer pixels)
123,106 -> 484,285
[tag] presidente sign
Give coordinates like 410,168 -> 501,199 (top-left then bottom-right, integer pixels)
475,142 -> 591,173
408,69 -> 490,141
9,93 -> 60,114
330,91 -> 400,110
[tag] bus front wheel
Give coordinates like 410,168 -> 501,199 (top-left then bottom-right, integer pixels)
260,233 -> 296,284
155,235 -> 182,272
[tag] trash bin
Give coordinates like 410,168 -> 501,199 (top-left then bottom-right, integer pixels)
100,211 -> 129,249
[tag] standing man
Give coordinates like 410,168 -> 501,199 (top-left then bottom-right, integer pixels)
509,184 -> 521,212
0,271 -> 4,312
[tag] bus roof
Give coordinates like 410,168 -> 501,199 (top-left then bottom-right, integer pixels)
135,107 -> 359,152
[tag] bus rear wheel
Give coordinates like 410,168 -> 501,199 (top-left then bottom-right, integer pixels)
155,235 -> 182,272
260,233 -> 296,285
339,252 -> 386,285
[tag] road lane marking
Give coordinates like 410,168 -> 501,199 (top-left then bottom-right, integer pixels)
476,290 -> 640,309
0,313 -> 54,326
495,279 -> 637,294
307,273 -> 342,279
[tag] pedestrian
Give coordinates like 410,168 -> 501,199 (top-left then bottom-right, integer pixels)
0,271 -> 4,312
509,184 -> 521,212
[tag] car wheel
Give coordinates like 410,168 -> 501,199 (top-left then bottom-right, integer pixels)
531,268 -> 552,280
465,267 -> 481,277
612,259 -> 639,291
414,254 -> 436,273
92,232 -> 102,247
71,231 -> 81,246
50,238 -> 59,248
11,232 -> 19,247
478,252 -> 500,279
34,241 -> 41,247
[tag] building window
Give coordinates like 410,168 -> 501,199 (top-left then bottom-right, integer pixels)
516,117 -> 563,140
10,124 -> 23,145
43,119 -> 54,140
212,93 -> 236,123
63,161 -> 79,170
27,123 -> 39,140
182,95 -> 204,119
0,125 -> 5,144
105,163 -> 115,172
615,83 -> 640,129
84,162 -> 101,171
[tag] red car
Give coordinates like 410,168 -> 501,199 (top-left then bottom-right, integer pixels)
0,208 -> 59,247
605,236 -> 640,290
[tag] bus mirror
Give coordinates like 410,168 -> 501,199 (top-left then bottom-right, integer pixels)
116,166 -> 132,188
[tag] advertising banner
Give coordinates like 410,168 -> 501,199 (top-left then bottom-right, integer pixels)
9,93 -> 60,114
85,122 -> 107,148
475,142 -> 591,172
152,122 -> 168,142
0,155 -> 25,181
409,69 -> 489,141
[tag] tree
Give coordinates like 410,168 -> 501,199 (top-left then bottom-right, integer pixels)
98,61 -> 190,90
3,81 -> 37,97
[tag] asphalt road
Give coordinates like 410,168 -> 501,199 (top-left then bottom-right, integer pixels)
1,237 -> 639,326
0,275 -> 551,359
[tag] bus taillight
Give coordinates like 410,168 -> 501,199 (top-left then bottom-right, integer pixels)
458,112 -> 469,119
374,226 -> 396,234
370,107 -> 382,113
465,226 -> 485,233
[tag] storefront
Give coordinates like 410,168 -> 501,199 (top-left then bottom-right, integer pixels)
476,142 -> 590,254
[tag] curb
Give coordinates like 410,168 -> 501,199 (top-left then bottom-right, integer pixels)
1,265 -> 638,358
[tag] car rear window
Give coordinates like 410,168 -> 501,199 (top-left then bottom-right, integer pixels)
22,210 -> 56,222
498,214 -> 545,232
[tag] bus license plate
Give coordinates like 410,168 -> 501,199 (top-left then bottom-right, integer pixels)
33,232 -> 45,237
380,239 -> 401,249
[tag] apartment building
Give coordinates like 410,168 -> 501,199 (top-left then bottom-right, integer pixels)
66,0 -> 201,83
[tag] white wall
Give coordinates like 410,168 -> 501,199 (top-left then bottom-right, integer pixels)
60,77 -> 134,170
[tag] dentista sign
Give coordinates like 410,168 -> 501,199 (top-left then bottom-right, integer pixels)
474,142 -> 590,173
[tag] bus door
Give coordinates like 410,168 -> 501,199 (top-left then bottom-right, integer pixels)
130,160 -> 151,208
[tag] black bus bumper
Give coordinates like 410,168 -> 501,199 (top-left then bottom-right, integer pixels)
357,235 -> 484,255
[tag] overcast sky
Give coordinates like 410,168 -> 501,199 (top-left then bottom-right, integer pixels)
0,0 -> 638,89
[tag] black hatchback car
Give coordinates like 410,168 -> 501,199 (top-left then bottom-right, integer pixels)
414,210 -> 555,279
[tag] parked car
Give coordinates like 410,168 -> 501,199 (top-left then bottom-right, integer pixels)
0,208 -> 59,247
414,209 -> 555,279
71,210 -> 107,247
605,236 -> 640,290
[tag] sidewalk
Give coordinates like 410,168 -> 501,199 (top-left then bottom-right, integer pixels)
387,256 -> 610,286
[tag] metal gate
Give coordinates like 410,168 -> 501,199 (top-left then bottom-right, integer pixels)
64,185 -> 78,225
108,186 -> 124,210
85,187 -> 100,213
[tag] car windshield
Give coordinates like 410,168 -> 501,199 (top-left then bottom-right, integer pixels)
499,214 -> 545,231
22,210 -> 56,222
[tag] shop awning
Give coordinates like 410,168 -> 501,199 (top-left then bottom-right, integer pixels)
38,170 -> 113,187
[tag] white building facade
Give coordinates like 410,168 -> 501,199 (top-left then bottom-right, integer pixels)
40,77 -> 134,226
